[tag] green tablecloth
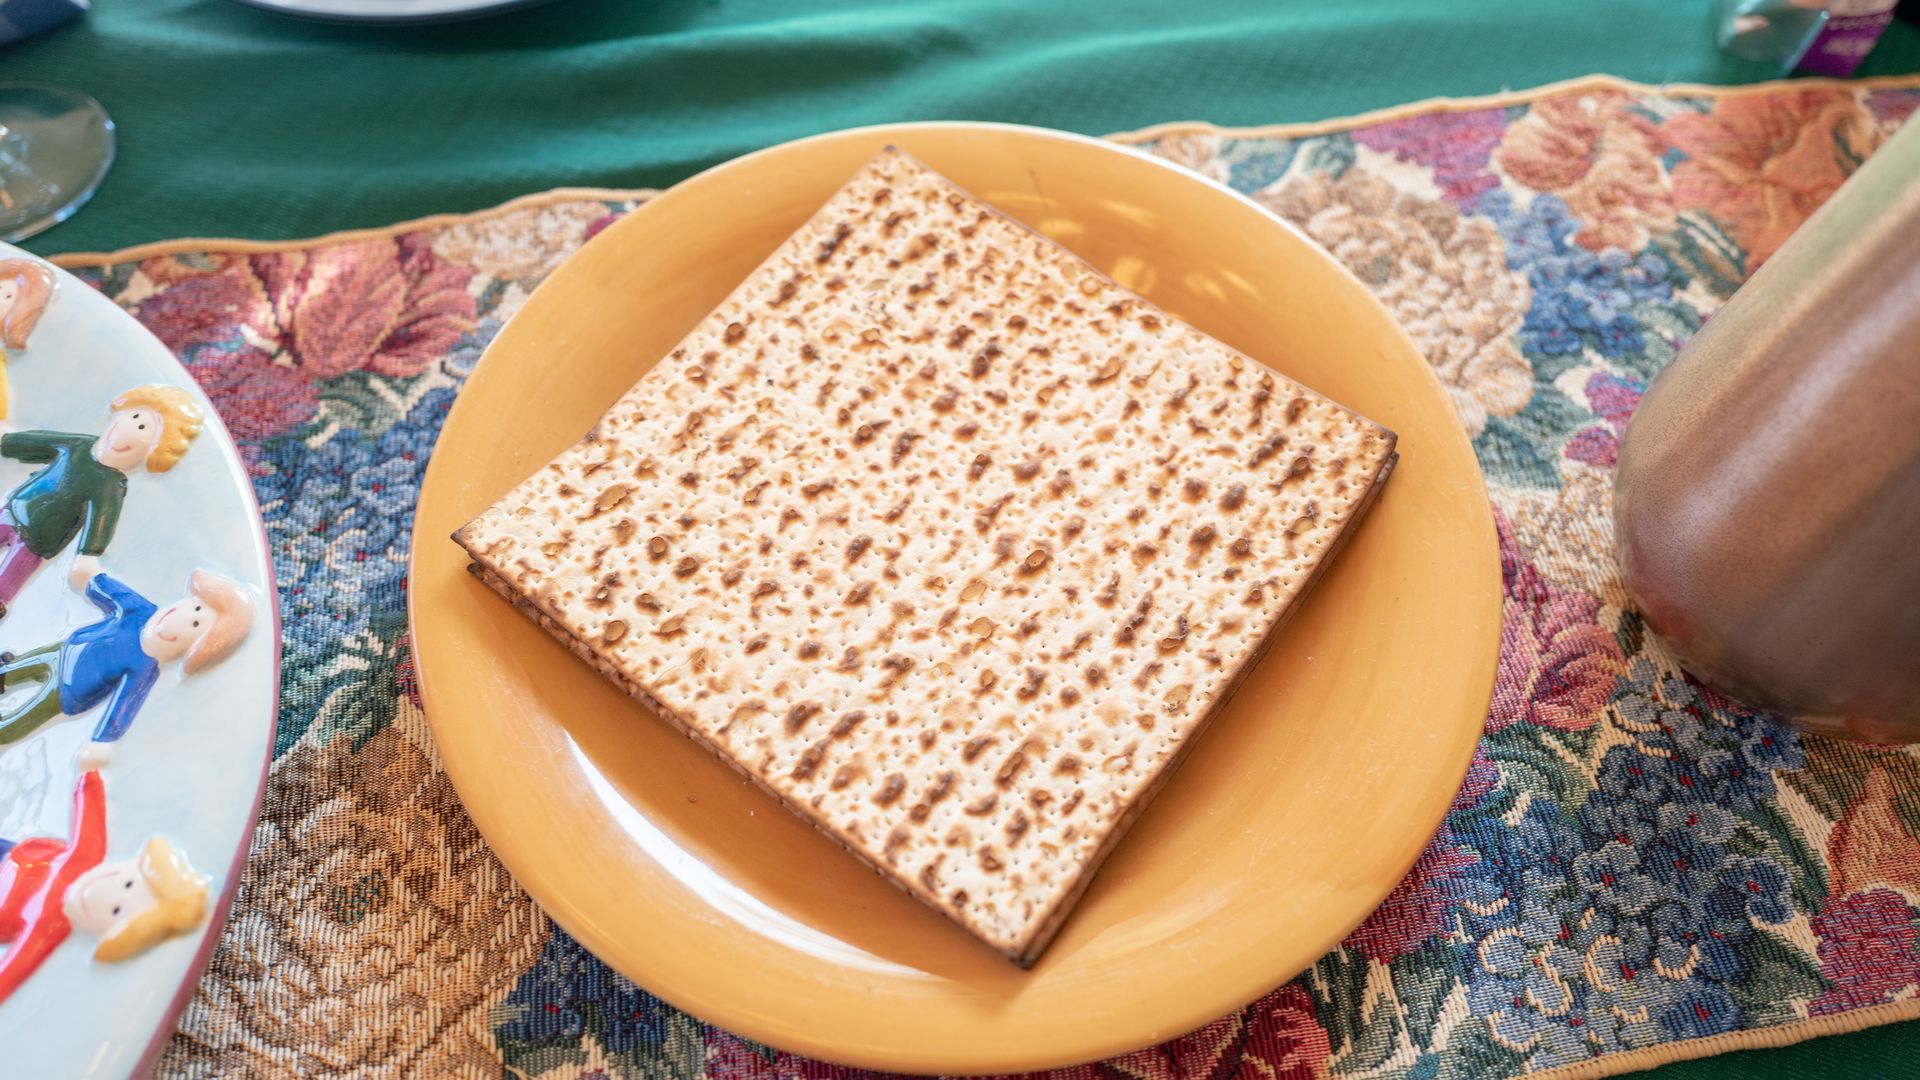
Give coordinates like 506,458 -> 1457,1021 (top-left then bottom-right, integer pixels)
10,0 -> 1920,259
10,4 -> 1920,1078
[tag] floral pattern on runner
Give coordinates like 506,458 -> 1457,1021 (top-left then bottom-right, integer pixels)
53,78 -> 1920,1079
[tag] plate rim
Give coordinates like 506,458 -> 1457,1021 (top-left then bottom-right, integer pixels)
408,120 -> 1499,1071
132,364 -> 286,1080
221,0 -> 558,24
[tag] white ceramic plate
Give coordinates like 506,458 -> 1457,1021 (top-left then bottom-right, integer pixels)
225,0 -> 557,23
0,243 -> 280,1079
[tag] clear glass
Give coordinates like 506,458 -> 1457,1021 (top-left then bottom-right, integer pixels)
0,82 -> 116,244
1717,0 -> 1829,70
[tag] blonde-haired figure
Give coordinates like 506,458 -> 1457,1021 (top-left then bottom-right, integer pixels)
0,384 -> 205,617
75,835 -> 210,963
0,568 -> 253,760
0,258 -> 57,418
0,771 -> 210,1003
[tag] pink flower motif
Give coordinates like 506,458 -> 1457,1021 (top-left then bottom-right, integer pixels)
131,238 -> 477,446
1346,825 -> 1478,962
1345,748 -> 1500,963
584,211 -> 625,243
1454,743 -> 1501,810
187,346 -> 319,451
132,256 -> 272,358
1025,983 -> 1335,1080
1661,90 -> 1884,269
1494,91 -> 1674,253
249,235 -> 476,379
1353,107 -> 1508,208
1097,1013 -> 1244,1078
704,1027 -> 886,1080
1489,509 -> 1626,732
1865,90 -> 1919,128
1808,888 -> 1920,1016
699,1028 -> 775,1080
395,630 -> 424,711
1562,426 -> 1621,469
1098,984 -> 1330,1080
1563,371 -> 1645,469
1240,984 -> 1334,1080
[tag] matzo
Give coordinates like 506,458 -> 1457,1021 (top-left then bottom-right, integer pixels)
455,148 -> 1396,966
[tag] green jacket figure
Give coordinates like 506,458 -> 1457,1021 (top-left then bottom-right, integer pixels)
0,385 -> 204,618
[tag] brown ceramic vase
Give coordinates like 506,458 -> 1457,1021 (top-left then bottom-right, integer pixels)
1613,115 -> 1920,743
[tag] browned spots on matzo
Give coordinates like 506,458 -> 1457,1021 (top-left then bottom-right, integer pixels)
784,702 -> 821,733
816,222 -> 853,264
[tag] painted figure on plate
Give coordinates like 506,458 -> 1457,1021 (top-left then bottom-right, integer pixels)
0,569 -> 253,762
0,259 -> 56,419
0,385 -> 205,619
0,770 -> 210,1004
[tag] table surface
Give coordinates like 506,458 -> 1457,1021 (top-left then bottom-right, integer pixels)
9,2 -> 1920,1077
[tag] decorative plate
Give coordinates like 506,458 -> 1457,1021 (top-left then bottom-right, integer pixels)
408,122 -> 1500,1072
224,0 -> 558,24
0,242 -> 280,1079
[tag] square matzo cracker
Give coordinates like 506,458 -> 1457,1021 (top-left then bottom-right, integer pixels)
455,148 -> 1396,965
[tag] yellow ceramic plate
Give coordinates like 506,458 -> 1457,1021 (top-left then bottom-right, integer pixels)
409,123 -> 1499,1072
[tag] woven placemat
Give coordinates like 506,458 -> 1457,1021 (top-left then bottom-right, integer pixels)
53,73 -> 1920,1080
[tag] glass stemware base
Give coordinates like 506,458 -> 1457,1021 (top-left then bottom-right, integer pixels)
0,82 -> 116,244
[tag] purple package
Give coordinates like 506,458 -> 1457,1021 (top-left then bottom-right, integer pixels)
1795,0 -> 1897,76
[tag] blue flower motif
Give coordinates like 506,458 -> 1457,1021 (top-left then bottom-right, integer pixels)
1639,830 -> 1728,910
255,386 -> 454,641
1573,842 -> 1659,916
1494,190 -> 1577,266
1466,924 -> 1620,1069
1723,856 -> 1792,925
597,974 -> 670,1056
441,320 -> 501,383
1658,983 -> 1741,1040
1452,648 -> 1807,1067
1603,659 -> 1802,810
1569,904 -> 1655,978
1498,196 -> 1680,361
1582,746 -> 1677,841
496,927 -> 669,1053
1737,715 -> 1802,773
1517,887 -> 1591,950
1448,798 -> 1584,936
497,930 -> 594,1044
256,434 -> 411,638
397,383 -> 461,441
1691,749 -> 1769,809
1581,951 -> 1677,1048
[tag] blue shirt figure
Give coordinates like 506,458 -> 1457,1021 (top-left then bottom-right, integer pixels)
59,574 -> 160,742
0,567 -> 252,758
